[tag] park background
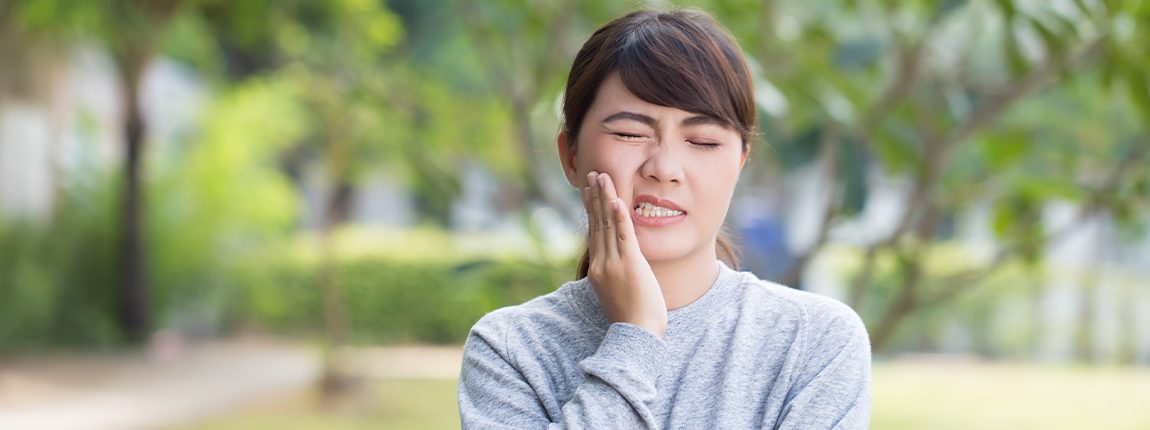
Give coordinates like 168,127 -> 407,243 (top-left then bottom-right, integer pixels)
1,0 -> 1149,428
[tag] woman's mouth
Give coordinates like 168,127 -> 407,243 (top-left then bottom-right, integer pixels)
631,195 -> 687,226
635,201 -> 684,217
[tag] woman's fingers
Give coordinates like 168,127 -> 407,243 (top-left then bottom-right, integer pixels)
612,193 -> 641,258
597,173 -> 623,260
587,172 -> 608,259
583,171 -> 640,261
594,173 -> 616,259
580,184 -> 593,236
581,179 -> 601,267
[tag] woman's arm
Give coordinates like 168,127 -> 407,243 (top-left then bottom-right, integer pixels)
458,315 -> 666,429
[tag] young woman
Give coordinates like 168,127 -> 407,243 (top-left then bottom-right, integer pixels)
459,8 -> 870,429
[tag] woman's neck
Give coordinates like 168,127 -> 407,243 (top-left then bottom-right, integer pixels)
649,250 -> 721,310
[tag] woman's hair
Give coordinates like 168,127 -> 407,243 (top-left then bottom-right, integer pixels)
562,8 -> 757,278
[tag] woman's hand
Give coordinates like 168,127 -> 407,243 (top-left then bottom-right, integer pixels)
582,171 -> 668,338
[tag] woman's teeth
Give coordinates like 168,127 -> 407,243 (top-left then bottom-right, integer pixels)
636,201 -> 684,218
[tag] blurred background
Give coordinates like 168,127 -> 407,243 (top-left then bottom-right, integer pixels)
0,0 -> 1148,428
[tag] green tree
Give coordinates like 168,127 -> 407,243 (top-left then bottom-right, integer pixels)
5,0 -> 405,355
169,0 -> 408,391
13,0 -> 195,343
710,0 -> 1150,351
272,0 -> 404,393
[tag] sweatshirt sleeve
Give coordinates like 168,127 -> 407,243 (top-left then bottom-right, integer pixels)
774,301 -> 872,430
458,314 -> 667,430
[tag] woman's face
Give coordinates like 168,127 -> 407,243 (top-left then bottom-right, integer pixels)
559,73 -> 747,264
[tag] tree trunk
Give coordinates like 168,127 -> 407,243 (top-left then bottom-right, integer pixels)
869,260 -> 923,352
320,181 -> 353,351
318,178 -> 356,397
117,52 -> 150,344
1077,270 -> 1098,363
869,200 -> 942,352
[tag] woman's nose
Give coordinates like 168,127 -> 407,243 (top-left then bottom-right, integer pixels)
639,145 -> 684,184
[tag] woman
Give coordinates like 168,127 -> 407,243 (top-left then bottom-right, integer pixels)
459,8 -> 870,429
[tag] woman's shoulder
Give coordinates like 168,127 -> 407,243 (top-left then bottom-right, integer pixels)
735,271 -> 868,338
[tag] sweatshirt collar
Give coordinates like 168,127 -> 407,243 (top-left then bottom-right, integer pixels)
565,261 -> 744,337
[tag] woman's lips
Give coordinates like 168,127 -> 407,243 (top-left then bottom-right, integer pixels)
631,194 -> 687,227
632,194 -> 686,212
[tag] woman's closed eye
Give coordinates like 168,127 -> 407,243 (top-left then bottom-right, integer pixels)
688,140 -> 721,150
613,132 -> 648,142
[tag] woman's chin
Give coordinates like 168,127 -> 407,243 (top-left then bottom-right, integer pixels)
637,240 -> 691,264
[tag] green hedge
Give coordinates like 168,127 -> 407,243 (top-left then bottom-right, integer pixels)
0,216 -> 576,350
0,190 -> 124,351
237,255 -> 574,344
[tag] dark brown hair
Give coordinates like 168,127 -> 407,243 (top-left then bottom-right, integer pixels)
562,8 -> 757,278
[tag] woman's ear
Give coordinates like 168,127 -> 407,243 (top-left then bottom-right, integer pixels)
739,141 -> 751,170
557,131 -> 580,188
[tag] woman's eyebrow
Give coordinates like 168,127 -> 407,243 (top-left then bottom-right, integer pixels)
602,111 -> 727,129
601,111 -> 657,127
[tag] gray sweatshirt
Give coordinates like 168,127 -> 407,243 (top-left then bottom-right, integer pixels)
458,262 -> 871,429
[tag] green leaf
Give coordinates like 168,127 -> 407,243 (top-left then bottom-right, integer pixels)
995,0 -> 1017,19
1127,68 -> 1150,125
991,199 -> 1015,239
838,139 -> 869,216
1016,176 -> 1080,201
873,126 -> 916,173
1099,40 -> 1120,90
1026,16 -> 1065,63
979,130 -> 1030,169
1070,0 -> 1093,17
1004,17 -> 1029,76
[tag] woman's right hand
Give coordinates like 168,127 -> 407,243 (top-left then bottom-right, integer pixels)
582,171 -> 668,338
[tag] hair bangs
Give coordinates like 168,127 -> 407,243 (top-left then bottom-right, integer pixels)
614,15 -> 745,138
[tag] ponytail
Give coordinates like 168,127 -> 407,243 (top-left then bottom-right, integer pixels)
574,229 -> 741,279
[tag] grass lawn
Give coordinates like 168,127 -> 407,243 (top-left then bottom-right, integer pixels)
189,360 -> 1150,429
186,378 -> 459,430
872,359 -> 1150,429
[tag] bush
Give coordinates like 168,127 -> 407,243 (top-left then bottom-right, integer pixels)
236,253 -> 574,344
0,209 -> 575,351
0,183 -> 123,351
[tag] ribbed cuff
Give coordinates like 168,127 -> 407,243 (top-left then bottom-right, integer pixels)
583,322 -> 668,386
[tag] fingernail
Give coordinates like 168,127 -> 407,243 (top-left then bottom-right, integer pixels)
597,174 -> 606,186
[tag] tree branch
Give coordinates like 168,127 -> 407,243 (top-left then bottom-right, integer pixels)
920,143 -> 1145,309
869,200 -> 942,350
941,35 -> 1106,150
855,0 -> 957,144
459,0 -> 514,98
534,1 -> 575,86
757,0 -> 779,66
861,33 -> 1107,275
